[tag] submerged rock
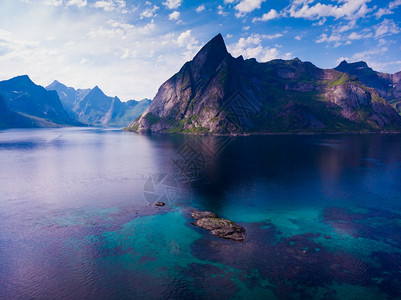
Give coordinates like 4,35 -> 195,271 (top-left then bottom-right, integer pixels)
191,210 -> 245,242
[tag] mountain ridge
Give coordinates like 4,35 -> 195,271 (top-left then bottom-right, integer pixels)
127,34 -> 401,135
335,60 -> 401,114
0,75 -> 81,128
46,81 -> 151,127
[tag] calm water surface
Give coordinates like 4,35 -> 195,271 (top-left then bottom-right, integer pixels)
1,128 -> 401,299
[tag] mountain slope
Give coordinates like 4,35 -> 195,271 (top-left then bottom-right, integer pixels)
127,34 -> 401,134
335,60 -> 401,114
46,80 -> 90,117
0,94 -> 60,128
0,75 -> 81,127
107,99 -> 151,127
46,82 -> 150,127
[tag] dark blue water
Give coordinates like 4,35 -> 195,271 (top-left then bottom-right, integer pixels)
1,128 -> 401,299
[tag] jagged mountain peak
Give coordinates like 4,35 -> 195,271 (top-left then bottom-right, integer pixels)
47,80 -> 68,90
191,33 -> 230,72
89,85 -> 106,97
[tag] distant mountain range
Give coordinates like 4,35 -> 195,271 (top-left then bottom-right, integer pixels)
0,75 -> 150,129
0,75 -> 81,128
46,81 -> 151,127
127,34 -> 401,134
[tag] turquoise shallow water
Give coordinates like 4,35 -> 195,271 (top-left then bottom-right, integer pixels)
1,128 -> 401,299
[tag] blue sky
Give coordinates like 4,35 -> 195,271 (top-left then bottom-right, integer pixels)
0,0 -> 400,100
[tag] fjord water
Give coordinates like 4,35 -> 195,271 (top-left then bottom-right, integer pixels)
1,128 -> 401,299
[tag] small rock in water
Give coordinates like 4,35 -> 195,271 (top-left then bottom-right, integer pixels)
155,201 -> 165,207
191,209 -> 245,242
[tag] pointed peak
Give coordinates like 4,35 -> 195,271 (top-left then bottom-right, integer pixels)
89,85 -> 105,96
194,34 -> 228,59
191,33 -> 230,71
210,33 -> 225,45
47,80 -> 66,89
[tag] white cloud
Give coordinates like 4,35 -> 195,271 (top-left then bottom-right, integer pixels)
389,0 -> 401,9
41,0 -> 63,6
66,0 -> 87,8
262,33 -> 283,39
337,20 -> 356,33
375,0 -> 401,18
235,0 -> 265,17
252,9 -> 279,22
92,0 -> 126,12
295,35 -> 302,40
374,19 -> 400,38
315,32 -> 343,47
218,5 -> 228,16
175,30 -> 200,59
348,47 -> 388,66
378,38 -> 387,46
176,30 -> 192,47
21,0 -> 63,6
0,1 -> 208,101
346,30 -> 373,40
313,17 -> 326,26
168,11 -> 180,20
347,32 -> 363,40
287,0 -> 372,20
140,5 -> 159,19
162,0 -> 182,10
196,4 -> 205,13
228,34 -> 291,62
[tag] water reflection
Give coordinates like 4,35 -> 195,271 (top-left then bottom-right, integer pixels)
140,133 -> 401,214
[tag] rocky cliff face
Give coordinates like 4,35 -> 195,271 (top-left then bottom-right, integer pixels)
127,34 -> 401,134
335,60 -> 401,114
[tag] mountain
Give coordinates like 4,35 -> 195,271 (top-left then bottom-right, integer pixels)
335,60 -> 401,114
0,94 -> 67,128
46,81 -> 150,127
108,99 -> 151,127
0,75 -> 81,127
127,34 -> 401,134
46,80 -> 91,117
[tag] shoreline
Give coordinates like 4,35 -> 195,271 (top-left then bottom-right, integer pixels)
123,128 -> 401,137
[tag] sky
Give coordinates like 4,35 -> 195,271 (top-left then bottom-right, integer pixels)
0,0 -> 400,101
